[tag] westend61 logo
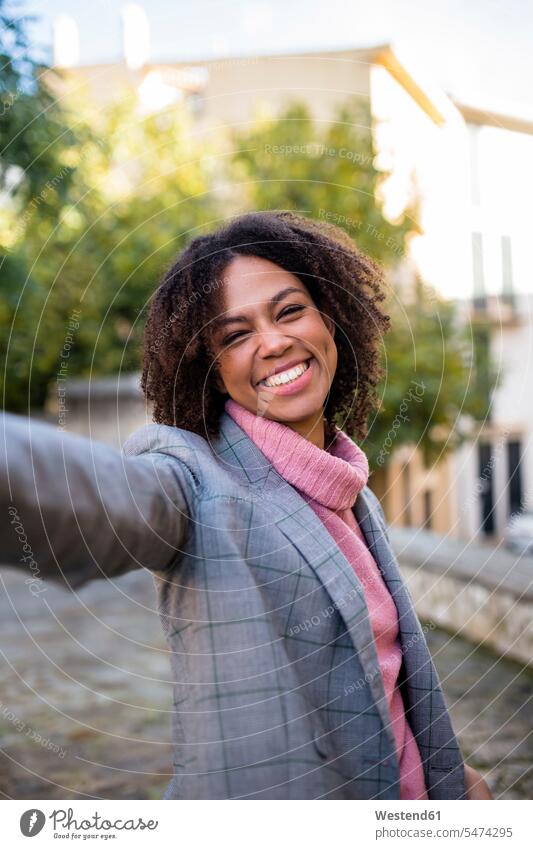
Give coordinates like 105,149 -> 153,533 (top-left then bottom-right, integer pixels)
20,807 -> 159,838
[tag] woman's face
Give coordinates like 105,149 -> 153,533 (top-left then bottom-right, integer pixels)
210,255 -> 337,434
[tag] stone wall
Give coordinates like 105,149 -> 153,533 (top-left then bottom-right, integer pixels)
44,372 -> 150,450
390,527 -> 533,667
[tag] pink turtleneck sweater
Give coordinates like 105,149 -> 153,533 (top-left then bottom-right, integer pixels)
225,398 -> 428,800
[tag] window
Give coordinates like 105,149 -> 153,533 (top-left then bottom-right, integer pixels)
478,443 -> 495,535
501,235 -> 515,309
507,440 -> 523,517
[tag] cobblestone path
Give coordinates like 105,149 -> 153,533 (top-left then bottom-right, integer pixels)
1,567 -> 531,799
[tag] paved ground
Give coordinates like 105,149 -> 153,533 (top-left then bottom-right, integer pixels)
0,568 -> 173,800
425,625 -> 533,800
0,565 -> 531,799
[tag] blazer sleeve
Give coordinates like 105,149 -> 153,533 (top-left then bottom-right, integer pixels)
0,412 -> 198,590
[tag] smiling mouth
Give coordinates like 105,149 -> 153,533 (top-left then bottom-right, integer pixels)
257,357 -> 312,388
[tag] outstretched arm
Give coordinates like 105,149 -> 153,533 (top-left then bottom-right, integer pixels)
1,413 -> 196,590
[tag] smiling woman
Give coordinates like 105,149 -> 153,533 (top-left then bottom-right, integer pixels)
1,210 -> 481,801
141,211 -> 390,448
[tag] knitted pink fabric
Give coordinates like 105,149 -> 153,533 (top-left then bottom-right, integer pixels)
225,399 -> 428,800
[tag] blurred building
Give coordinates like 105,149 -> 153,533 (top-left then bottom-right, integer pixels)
451,108 -> 533,540
48,14 -> 533,541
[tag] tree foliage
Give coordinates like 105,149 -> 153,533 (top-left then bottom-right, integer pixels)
0,1 -> 495,467
231,99 -> 416,267
0,0 -> 77,208
231,104 -> 493,464
1,4 -> 215,411
362,280 -> 496,468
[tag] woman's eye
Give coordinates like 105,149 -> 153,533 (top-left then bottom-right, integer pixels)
279,305 -> 304,318
223,331 -> 247,345
223,304 -> 305,345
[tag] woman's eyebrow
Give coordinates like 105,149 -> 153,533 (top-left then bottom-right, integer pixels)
214,286 -> 304,329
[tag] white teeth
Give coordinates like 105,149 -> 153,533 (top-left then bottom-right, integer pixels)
261,360 -> 310,388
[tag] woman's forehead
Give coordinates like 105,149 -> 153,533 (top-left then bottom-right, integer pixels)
221,255 -> 309,306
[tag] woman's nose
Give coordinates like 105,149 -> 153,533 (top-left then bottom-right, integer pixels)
256,329 -> 293,358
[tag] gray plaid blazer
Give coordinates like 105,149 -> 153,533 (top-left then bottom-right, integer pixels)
1,410 -> 466,800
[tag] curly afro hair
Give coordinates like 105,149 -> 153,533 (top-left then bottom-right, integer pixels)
141,210 -> 390,445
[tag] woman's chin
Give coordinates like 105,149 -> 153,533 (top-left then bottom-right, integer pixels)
260,394 -> 324,423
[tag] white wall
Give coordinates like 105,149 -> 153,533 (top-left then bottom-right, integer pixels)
370,64 -> 471,300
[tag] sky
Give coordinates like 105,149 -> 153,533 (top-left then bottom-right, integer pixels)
18,0 -> 533,116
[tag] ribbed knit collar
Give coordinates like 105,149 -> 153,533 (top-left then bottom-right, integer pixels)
225,398 -> 369,511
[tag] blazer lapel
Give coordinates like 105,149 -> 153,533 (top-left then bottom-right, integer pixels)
353,493 -> 433,687
213,412 -> 395,739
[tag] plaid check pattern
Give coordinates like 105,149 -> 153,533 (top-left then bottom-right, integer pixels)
1,410 -> 466,799
123,412 -> 466,800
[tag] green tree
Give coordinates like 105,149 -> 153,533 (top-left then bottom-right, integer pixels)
1,0 -> 80,410
231,105 -> 494,464
0,0 -> 77,210
24,91 -> 216,384
363,280 -> 497,469
1,13 -> 216,412
231,99 -> 415,266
